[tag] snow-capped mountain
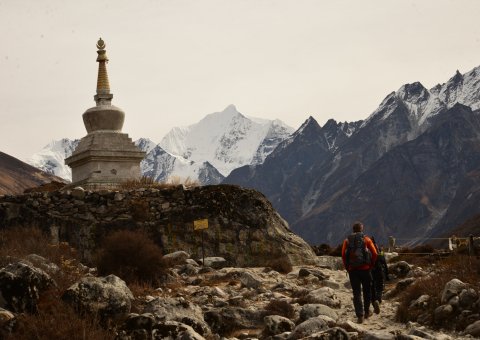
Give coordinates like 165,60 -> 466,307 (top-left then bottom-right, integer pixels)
362,66 -> 480,139
141,145 -> 224,185
26,138 -> 80,181
134,138 -> 157,154
159,105 -> 294,176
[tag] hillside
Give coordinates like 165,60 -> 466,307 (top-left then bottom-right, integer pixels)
0,152 -> 64,195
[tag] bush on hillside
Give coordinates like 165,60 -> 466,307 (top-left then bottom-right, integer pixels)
396,253 -> 480,328
94,229 -> 166,284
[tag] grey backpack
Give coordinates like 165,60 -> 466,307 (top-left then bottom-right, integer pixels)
345,233 -> 372,268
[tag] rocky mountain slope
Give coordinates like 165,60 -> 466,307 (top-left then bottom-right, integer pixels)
0,151 -> 64,195
225,66 -> 480,246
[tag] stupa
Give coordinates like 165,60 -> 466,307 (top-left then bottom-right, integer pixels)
65,38 -> 145,189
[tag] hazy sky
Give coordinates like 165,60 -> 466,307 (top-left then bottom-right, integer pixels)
2,0 -> 480,160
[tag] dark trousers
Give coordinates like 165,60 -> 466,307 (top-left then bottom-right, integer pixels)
348,269 -> 372,317
371,268 -> 384,303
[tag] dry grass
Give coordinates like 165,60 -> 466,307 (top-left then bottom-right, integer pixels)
396,253 -> 480,326
94,229 -> 167,285
120,176 -> 199,190
8,289 -> 114,340
0,226 -> 79,269
0,226 -> 111,339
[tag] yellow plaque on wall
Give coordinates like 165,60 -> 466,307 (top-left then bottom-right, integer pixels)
194,219 -> 209,231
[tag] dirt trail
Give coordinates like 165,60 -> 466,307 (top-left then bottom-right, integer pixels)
325,268 -> 471,339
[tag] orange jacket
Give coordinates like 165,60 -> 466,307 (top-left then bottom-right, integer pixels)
341,234 -> 378,271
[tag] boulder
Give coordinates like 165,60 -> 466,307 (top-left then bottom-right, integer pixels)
298,268 -> 329,281
239,272 -> 263,289
299,304 -> 338,322
204,307 -> 264,335
23,254 -> 60,274
304,287 -> 341,308
389,261 -> 411,278
199,257 -> 228,269
288,317 -> 328,339
152,320 -> 205,340
364,331 -> 395,339
409,295 -> 430,309
120,312 -> 155,334
143,297 -> 204,324
62,274 -> 133,321
163,251 -> 190,266
459,288 -> 478,308
0,261 -> 54,313
407,327 -> 449,339
179,264 -> 200,276
441,279 -> 467,304
301,327 -> 350,339
464,320 -> 480,337
264,315 -> 295,335
433,304 -> 453,324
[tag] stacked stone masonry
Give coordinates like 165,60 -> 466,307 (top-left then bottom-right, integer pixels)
0,185 -> 316,267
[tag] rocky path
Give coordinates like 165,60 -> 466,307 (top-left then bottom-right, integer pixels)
318,266 -> 472,339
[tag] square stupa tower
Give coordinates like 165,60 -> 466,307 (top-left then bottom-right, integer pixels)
65,38 -> 145,190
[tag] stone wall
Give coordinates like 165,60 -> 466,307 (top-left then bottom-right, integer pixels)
0,185 -> 317,267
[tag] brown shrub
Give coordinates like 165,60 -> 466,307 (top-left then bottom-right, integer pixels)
0,226 -> 79,269
264,299 -> 295,319
94,229 -> 166,284
396,253 -> 480,327
8,290 -> 113,340
0,227 -> 108,339
265,257 -> 293,274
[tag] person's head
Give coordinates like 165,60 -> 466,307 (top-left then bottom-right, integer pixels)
352,221 -> 364,233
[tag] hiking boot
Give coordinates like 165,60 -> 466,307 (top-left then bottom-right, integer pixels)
364,311 -> 372,319
357,315 -> 364,324
373,300 -> 380,314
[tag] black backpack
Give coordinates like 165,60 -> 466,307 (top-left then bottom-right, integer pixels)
345,232 -> 372,268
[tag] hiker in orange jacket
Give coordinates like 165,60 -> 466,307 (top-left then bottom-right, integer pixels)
341,221 -> 378,323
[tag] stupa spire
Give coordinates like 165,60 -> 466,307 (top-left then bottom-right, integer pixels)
94,38 -> 113,105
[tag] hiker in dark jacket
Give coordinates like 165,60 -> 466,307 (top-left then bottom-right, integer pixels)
341,222 -> 378,324
370,236 -> 389,304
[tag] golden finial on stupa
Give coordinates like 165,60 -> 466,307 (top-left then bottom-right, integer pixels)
96,38 -> 106,50
95,37 -> 111,101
